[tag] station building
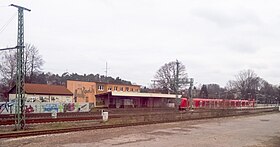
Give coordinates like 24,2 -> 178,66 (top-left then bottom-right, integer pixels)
8,83 -> 73,103
66,80 -> 141,106
95,91 -> 181,108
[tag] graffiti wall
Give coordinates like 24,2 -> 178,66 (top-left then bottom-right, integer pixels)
0,102 -> 14,114
0,102 -> 90,114
67,80 -> 96,103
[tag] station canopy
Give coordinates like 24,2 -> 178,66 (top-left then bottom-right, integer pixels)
96,91 -> 182,99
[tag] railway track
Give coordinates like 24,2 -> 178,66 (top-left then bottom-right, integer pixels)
0,122 -> 152,139
0,107 -> 277,139
0,110 -> 211,138
0,107 -> 269,126
0,117 -> 220,139
0,126 -> 104,138
0,108 -> 180,126
0,116 -> 102,125
1,112 -> 277,139
0,112 -> 175,125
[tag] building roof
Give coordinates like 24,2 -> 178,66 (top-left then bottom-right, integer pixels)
9,83 -> 73,96
95,82 -> 141,87
96,91 -> 182,99
67,80 -> 141,87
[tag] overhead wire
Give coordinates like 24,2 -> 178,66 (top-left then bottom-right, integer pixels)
0,46 -> 17,51
0,12 -> 17,35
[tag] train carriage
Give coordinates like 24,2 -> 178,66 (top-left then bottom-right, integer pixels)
180,98 -> 255,110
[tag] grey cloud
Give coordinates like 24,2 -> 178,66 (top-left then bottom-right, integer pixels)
191,8 -> 261,28
227,41 -> 259,54
249,63 -> 268,70
1,0 -> 280,87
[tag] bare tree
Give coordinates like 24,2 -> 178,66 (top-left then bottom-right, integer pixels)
259,80 -> 279,103
227,69 -> 261,99
24,43 -> 44,82
199,84 -> 208,98
0,43 -> 44,87
154,61 -> 188,94
259,80 -> 273,95
0,50 -> 17,88
207,84 -> 225,98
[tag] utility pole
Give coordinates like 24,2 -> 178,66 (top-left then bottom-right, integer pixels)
105,62 -> 110,83
175,60 -> 180,107
10,4 -> 31,130
188,78 -> 194,110
105,62 -> 108,78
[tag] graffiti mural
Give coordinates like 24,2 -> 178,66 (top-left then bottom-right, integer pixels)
62,103 -> 89,112
0,102 -> 14,114
43,103 -> 59,112
74,86 -> 95,103
25,105 -> 35,113
0,102 -> 90,114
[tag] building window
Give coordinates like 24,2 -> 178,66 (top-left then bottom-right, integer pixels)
108,87 -> 112,91
125,87 -> 129,91
98,85 -> 104,91
120,87 -> 123,91
114,86 -> 118,91
131,88 -> 134,92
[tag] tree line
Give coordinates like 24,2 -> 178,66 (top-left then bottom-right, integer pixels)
153,61 -> 280,104
0,43 -> 132,101
1,46 -> 279,104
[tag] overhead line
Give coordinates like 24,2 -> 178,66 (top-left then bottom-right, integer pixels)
0,12 -> 17,35
0,46 -> 17,51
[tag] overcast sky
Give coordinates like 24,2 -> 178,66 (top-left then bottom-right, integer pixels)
1,0 -> 280,87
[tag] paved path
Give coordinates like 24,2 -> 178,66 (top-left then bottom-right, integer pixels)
1,112 -> 280,147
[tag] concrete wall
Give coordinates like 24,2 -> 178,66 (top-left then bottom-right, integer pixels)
105,107 -> 278,125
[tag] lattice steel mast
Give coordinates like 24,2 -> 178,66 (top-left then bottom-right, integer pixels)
10,4 -> 31,130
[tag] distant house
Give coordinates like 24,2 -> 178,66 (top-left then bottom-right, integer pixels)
8,83 -> 73,103
67,80 -> 141,105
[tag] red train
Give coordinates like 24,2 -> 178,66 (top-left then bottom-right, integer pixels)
179,98 -> 255,110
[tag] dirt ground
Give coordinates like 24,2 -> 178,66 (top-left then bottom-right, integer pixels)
0,112 -> 280,147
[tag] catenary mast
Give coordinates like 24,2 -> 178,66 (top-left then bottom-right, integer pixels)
10,4 -> 31,130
